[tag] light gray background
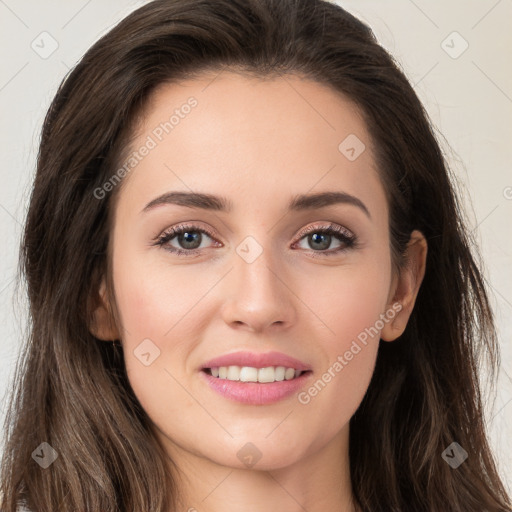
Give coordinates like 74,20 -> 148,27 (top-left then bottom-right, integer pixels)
0,0 -> 511,492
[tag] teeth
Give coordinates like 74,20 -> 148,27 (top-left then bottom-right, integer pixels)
227,365 -> 241,380
240,366 -> 258,382
208,365 -> 304,383
274,366 -> 286,381
285,367 -> 296,380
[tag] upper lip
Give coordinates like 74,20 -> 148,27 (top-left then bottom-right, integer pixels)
200,351 -> 312,372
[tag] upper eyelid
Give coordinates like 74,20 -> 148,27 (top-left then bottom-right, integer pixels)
158,222 -> 355,244
295,223 -> 354,239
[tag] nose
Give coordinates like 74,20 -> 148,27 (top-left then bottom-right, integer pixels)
220,245 -> 297,333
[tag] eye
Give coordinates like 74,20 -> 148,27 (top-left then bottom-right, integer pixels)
153,222 -> 357,257
153,224 -> 220,256
292,223 -> 357,256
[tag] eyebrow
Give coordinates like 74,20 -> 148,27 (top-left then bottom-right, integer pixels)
141,190 -> 371,218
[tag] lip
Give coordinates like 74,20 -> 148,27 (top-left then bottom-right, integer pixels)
199,350 -> 313,405
199,369 -> 313,405
200,350 -> 312,372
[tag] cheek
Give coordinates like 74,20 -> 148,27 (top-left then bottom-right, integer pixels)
112,249 -> 217,343
298,255 -> 392,345
111,251 -> 209,396
293,256 -> 391,424
294,281 -> 386,447
114,258 -> 207,430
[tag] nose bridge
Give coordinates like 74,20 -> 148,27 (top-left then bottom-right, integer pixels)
221,234 -> 296,331
237,240 -> 279,298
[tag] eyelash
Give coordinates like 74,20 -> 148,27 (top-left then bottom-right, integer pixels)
152,222 -> 358,258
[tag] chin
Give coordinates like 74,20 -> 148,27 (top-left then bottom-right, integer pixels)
209,437 -> 310,472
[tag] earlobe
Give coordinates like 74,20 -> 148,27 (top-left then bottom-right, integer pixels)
88,278 -> 120,341
381,230 -> 427,342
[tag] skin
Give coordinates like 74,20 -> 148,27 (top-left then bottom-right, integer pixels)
90,70 -> 427,512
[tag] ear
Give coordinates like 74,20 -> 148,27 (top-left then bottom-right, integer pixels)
381,230 -> 427,342
88,277 -> 121,341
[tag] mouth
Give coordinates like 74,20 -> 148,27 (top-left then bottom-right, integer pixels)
198,350 -> 313,404
202,366 -> 311,383
199,365 -> 313,405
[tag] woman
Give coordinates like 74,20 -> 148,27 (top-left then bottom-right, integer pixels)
1,0 -> 510,510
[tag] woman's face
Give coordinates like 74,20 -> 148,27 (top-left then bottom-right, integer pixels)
100,71 -> 403,470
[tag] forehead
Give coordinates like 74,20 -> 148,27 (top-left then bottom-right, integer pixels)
116,70 -> 385,217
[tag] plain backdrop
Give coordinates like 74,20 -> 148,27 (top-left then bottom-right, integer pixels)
0,0 -> 511,493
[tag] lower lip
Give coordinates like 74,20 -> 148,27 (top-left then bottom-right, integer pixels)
200,370 -> 313,405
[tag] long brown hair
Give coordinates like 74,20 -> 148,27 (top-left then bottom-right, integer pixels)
1,0 -> 510,510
